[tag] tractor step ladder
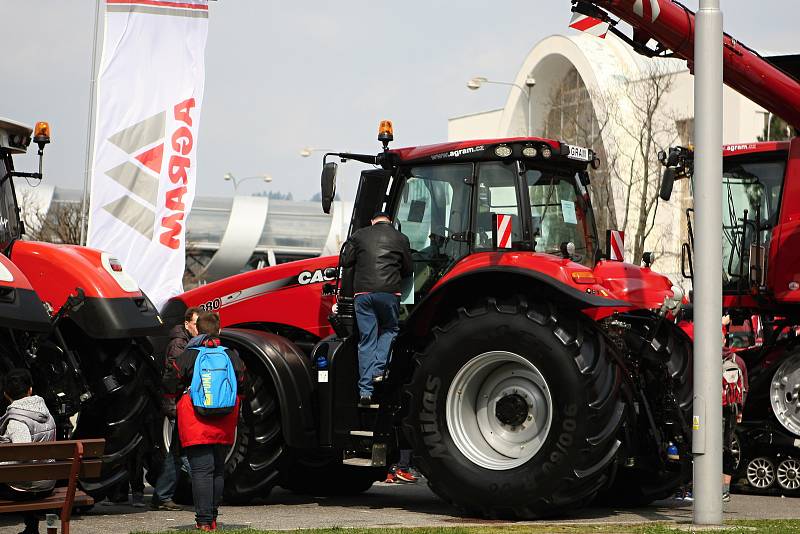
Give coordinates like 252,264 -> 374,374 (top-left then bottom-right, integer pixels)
343,442 -> 387,467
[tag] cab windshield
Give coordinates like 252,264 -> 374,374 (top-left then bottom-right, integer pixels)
526,169 -> 592,262
393,160 -> 597,303
0,156 -> 23,251
721,154 -> 786,290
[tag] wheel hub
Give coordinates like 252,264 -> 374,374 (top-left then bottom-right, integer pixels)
746,457 -> 775,489
777,458 -> 800,490
446,351 -> 553,471
495,393 -> 529,427
770,353 -> 800,437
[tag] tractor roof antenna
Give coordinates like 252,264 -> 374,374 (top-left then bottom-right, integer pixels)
378,120 -> 393,151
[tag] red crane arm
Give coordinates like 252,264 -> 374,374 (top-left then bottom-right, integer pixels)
580,0 -> 800,129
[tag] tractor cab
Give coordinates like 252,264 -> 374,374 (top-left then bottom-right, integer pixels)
320,122 -> 601,314
660,141 -> 792,305
0,117 -> 50,252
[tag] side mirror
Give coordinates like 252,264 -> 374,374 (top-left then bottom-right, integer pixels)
321,162 -> 338,214
660,167 -> 676,201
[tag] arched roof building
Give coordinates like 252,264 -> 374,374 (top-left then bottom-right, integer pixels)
450,33 -> 767,283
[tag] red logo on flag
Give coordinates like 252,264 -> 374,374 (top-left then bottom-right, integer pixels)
496,214 -> 513,249
607,230 -> 625,261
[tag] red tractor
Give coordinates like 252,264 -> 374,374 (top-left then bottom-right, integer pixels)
164,124 -> 693,516
0,117 -> 164,499
570,0 -> 800,495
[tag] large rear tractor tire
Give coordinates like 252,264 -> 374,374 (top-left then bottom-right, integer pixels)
404,296 -> 624,518
73,338 -> 162,501
599,325 -> 693,507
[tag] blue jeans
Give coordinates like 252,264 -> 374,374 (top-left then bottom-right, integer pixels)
355,292 -> 399,397
153,420 -> 190,503
186,444 -> 226,526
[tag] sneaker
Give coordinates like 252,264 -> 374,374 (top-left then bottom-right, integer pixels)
151,498 -> 182,511
722,491 -> 731,502
196,524 -> 213,531
683,491 -> 693,502
131,492 -> 145,507
383,472 -> 396,483
358,395 -> 373,407
395,468 -> 418,483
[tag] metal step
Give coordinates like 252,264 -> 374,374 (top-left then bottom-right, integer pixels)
349,430 -> 374,437
342,457 -> 374,467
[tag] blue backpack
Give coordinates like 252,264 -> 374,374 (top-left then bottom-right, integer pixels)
189,345 -> 237,416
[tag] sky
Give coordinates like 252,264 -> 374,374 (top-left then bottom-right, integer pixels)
2,1 -> 798,202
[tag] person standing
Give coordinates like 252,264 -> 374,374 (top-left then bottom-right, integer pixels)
0,368 -> 56,534
341,211 -> 412,405
722,345 -> 748,502
173,311 -> 246,531
151,307 -> 200,511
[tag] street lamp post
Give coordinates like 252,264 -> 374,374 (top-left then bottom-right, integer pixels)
467,76 -> 536,136
223,172 -> 272,192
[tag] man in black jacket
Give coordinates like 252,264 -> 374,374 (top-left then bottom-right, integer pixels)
151,306 -> 200,511
341,211 -> 412,404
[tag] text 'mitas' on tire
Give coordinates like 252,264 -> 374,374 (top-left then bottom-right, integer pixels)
404,296 -> 624,519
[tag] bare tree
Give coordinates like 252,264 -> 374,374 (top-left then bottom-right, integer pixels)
597,63 -> 678,264
543,67 -> 618,241
18,189 -> 85,244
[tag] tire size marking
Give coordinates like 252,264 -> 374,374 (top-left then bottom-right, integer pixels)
419,375 -> 447,458
540,403 -> 578,477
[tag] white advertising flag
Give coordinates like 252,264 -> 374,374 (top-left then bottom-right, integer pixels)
88,0 -> 209,310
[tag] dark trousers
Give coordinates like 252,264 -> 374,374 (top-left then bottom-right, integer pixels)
723,405 -> 738,475
355,292 -> 399,397
153,419 -> 190,503
185,444 -> 226,526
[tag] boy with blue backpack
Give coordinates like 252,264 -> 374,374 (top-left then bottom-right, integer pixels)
172,311 -> 246,531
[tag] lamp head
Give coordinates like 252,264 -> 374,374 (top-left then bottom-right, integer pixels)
467,77 -> 486,90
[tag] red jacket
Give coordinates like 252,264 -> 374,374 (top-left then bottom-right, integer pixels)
173,336 -> 246,448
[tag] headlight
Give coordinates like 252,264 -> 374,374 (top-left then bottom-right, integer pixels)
541,146 -> 553,159
494,145 -> 512,158
522,146 -> 538,158
100,253 -> 139,293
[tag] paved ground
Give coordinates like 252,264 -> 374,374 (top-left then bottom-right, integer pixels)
1,482 -> 798,533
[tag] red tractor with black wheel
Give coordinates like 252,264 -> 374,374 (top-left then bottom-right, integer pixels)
164,123 -> 693,516
0,117 -> 165,500
570,0 -> 800,498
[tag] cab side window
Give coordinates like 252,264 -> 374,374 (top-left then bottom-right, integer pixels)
474,161 -> 523,249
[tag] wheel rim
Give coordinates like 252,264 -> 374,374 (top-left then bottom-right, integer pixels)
162,416 -> 238,464
446,351 -> 553,471
770,353 -> 800,436
777,458 -> 800,490
730,434 -> 741,471
746,457 -> 775,489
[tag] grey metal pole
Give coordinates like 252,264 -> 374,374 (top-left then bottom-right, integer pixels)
692,0 -> 723,525
80,0 -> 102,246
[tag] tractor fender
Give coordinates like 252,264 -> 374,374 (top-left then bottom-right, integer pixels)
10,240 -> 164,338
405,267 -> 629,338
220,328 -> 317,448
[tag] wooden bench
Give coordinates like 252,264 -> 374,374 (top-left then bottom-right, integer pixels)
0,439 -> 105,534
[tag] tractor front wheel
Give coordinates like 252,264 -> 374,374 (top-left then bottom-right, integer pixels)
404,296 -> 624,518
